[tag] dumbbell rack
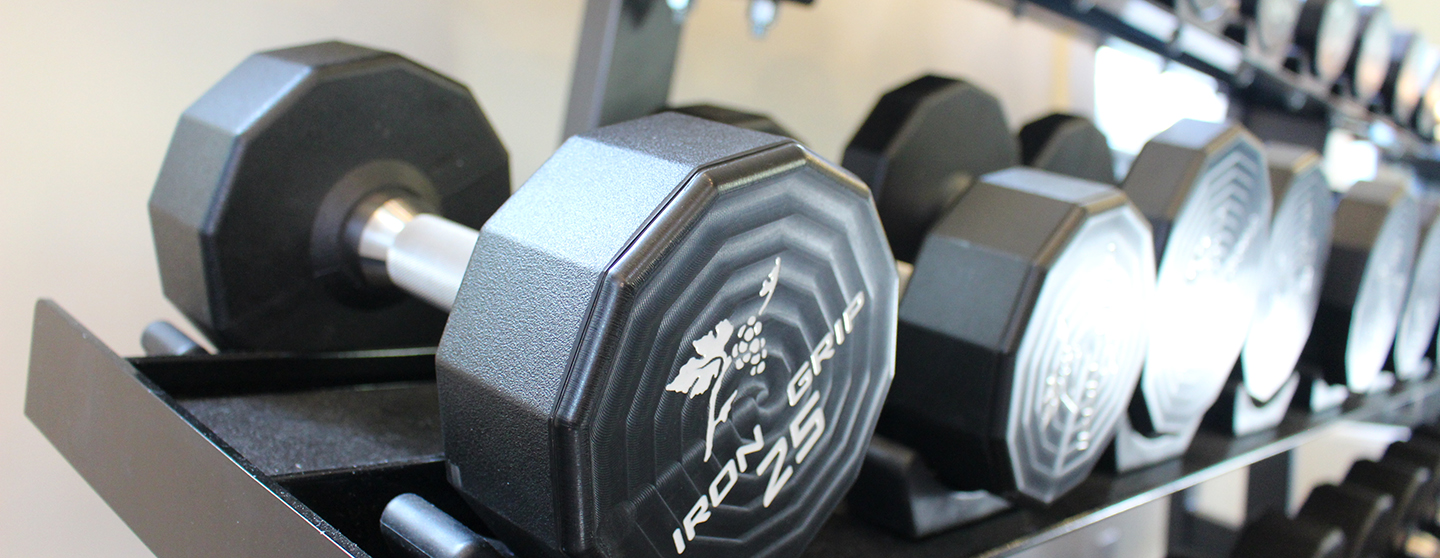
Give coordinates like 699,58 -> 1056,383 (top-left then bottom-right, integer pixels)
23,1 -> 1440,557
26,294 -> 1440,558
563,0 -> 1438,167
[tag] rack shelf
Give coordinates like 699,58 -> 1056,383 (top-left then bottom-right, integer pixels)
26,299 -> 1440,558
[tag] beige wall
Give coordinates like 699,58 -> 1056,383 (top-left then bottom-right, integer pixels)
0,1 -> 1091,556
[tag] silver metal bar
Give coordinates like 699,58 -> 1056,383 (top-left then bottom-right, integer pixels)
562,0 -> 685,140
357,198 -> 479,313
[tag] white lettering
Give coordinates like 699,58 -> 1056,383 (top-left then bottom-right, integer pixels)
789,392 -> 824,464
735,425 -> 764,472
758,436 -> 794,507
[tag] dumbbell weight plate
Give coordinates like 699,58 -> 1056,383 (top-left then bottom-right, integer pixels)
1293,0 -> 1362,86
149,42 -> 510,352
438,113 -> 899,557
1342,6 -> 1394,104
1121,120 -> 1271,437
1302,180 -> 1419,392
843,76 -> 1019,264
1395,210 -> 1440,380
1297,483 -> 1395,558
156,41 -> 900,558
1018,114 -> 1117,184
1238,144 -> 1334,403
1231,511 -> 1346,558
1344,458 -> 1431,554
845,76 -> 1155,503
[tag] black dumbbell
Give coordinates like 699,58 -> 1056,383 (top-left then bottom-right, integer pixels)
841,75 -> 1156,504
1344,458 -> 1431,554
150,41 -> 899,558
669,104 -> 799,140
1296,482 -> 1395,558
1162,0 -> 1241,35
1018,113 -> 1116,184
1301,180 -> 1419,392
1234,144 -> 1335,406
1394,207 -> 1440,380
1111,119 -> 1273,469
1383,32 -> 1434,127
1338,5 -> 1393,104
1227,0 -> 1304,69
1231,511 -> 1346,558
1290,0 -> 1362,87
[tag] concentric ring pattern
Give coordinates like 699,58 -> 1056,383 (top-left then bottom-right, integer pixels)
1241,166 -> 1333,401
1141,140 -> 1270,434
1396,219 -> 1440,379
583,161 -> 898,557
1008,205 -> 1155,502
1347,198 -> 1419,389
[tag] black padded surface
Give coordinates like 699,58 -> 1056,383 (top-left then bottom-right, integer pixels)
180,383 -> 442,477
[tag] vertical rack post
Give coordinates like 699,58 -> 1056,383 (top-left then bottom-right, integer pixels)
563,0 -> 686,140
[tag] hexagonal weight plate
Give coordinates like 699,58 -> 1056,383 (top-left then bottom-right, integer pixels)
1395,208 -> 1440,379
842,75 -> 1019,263
1120,119 -> 1271,437
879,167 -> 1155,503
149,41 -> 510,352
1238,144 -> 1334,403
436,113 -> 899,558
1296,483 -> 1395,558
1302,179 -> 1418,391
1231,512 -> 1346,558
1019,113 -> 1117,185
669,104 -> 800,140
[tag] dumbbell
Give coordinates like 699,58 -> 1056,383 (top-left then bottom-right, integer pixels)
1338,4 -> 1393,104
1382,32 -> 1435,127
1343,458 -> 1431,555
841,75 -> 1155,503
1296,482 -> 1395,558
1226,0 -> 1304,69
1161,0 -> 1240,35
1234,144 -> 1335,406
668,104 -> 798,139
1384,438 -> 1440,532
1301,179 -> 1419,393
1290,0 -> 1361,87
150,41 -> 899,558
1230,511 -> 1346,558
1111,119 -> 1273,469
1394,208 -> 1440,380
1018,113 -> 1117,184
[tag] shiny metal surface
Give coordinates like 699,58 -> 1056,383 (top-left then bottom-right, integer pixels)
357,197 -> 480,312
1351,6 -> 1393,103
1347,184 -> 1419,391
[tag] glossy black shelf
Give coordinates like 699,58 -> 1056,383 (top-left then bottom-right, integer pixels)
25,299 -> 1440,557
975,0 -> 1437,162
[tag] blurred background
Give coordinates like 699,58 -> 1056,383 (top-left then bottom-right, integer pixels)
1,1 -> 1436,556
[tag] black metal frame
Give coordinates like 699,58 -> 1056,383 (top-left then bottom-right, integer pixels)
26,299 -> 1440,558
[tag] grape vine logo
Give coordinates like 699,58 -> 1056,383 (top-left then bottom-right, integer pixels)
665,257 -> 867,554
